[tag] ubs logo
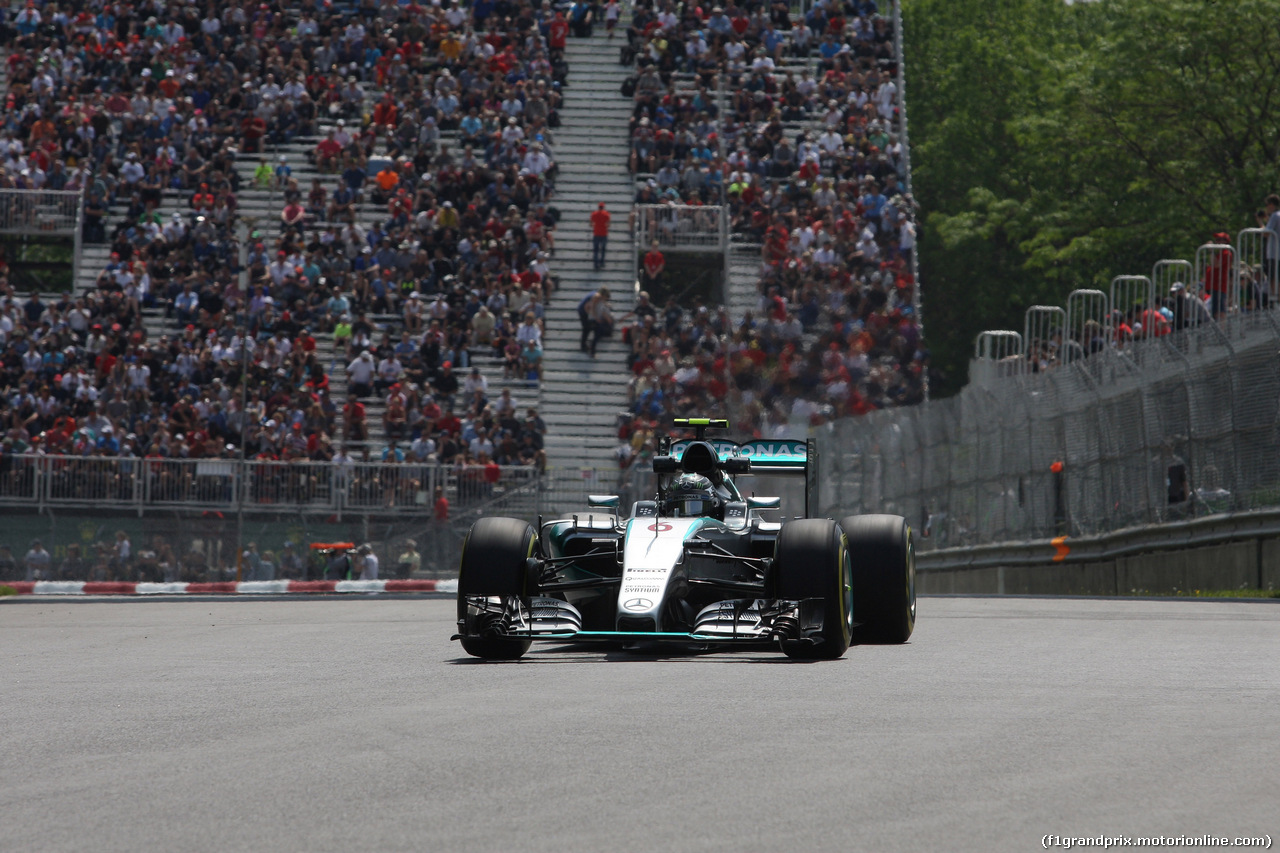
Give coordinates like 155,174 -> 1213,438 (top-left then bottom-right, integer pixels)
647,522 -> 673,532
623,598 -> 653,611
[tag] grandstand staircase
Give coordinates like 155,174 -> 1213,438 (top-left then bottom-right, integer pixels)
726,242 -> 763,322
539,32 -> 637,475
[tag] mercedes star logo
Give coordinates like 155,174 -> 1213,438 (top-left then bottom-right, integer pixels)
623,598 -> 653,611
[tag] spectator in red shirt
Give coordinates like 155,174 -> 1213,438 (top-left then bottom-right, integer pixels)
343,397 -> 367,442
548,12 -> 569,58
591,202 -> 612,270
641,240 -> 665,290
483,454 -> 502,489
281,200 -> 307,230
1203,231 -> 1233,319
190,183 -> 215,213
372,94 -> 398,127
314,131 -> 342,172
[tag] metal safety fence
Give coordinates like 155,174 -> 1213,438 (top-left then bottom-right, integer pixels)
0,461 -> 685,584
633,204 -> 727,252
0,506 -> 471,585
0,188 -> 82,236
817,310 -> 1280,550
0,456 -> 543,519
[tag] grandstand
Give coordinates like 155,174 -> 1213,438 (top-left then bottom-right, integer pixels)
613,0 -> 925,453
0,0 -> 929,581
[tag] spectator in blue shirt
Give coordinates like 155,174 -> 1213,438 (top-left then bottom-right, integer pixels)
860,182 -> 888,223
762,23 -> 785,56
342,163 -> 366,195
707,7 -> 732,35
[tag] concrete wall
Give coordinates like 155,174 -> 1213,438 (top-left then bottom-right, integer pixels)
919,538 -> 1275,596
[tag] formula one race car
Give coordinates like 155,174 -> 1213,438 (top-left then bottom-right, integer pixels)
452,419 -> 915,660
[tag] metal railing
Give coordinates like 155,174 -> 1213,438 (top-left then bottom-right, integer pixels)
633,204 -> 727,253
0,188 -> 82,236
0,456 -> 542,518
0,187 -> 84,288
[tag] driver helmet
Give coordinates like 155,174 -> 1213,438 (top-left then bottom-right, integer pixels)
666,473 -> 720,518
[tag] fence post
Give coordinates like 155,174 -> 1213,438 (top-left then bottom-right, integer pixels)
1023,305 -> 1067,374
1194,242 -> 1238,321
971,330 -> 1023,383
73,191 -> 84,292
1235,227 -> 1277,317
1152,259 -> 1195,302
1064,289 -> 1108,361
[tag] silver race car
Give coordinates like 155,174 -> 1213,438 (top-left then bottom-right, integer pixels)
452,418 -> 915,660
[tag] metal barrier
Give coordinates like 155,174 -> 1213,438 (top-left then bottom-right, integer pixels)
0,188 -> 82,235
1236,227 -> 1275,310
0,457 -> 543,518
1194,242 -> 1238,315
633,204 -> 726,252
1152,258 -> 1195,299
821,309 -> 1280,549
1109,275 -> 1153,315
1023,305 -> 1066,372
915,506 -> 1280,595
0,187 -> 84,289
1064,289 -> 1107,360
971,331 -> 1023,384
974,331 -> 1022,360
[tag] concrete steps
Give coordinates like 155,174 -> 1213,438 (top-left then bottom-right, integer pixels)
537,31 -> 644,472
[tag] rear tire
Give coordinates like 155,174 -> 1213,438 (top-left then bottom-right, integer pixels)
773,519 -> 853,660
457,517 -> 538,660
840,514 -> 915,644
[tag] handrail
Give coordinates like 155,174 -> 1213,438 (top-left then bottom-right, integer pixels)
0,455 -> 542,517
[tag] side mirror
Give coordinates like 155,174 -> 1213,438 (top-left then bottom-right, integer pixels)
652,455 -> 678,473
587,494 -> 620,509
747,496 -> 781,510
723,456 -> 751,474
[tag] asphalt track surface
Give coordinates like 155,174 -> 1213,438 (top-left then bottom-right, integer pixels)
3,596 -> 1278,853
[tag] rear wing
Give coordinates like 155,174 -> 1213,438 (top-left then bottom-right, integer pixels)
669,439 -> 809,473
668,438 -> 820,516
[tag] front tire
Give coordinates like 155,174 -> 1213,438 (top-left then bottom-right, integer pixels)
840,514 -> 915,644
773,519 -> 853,660
456,517 -> 538,660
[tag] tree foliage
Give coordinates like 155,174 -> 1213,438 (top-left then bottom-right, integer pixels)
902,0 -> 1280,394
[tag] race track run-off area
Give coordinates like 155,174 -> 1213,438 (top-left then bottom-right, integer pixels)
2,596 -> 1277,853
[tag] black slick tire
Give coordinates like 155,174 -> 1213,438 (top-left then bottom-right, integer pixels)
840,514 -> 915,644
456,517 -> 538,660
773,518 -> 853,660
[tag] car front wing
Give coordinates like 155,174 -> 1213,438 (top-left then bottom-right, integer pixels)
453,595 -> 830,648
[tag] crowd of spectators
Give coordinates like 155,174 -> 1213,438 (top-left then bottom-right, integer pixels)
616,0 -> 926,456
0,532 -> 440,584
0,282 -> 549,476
0,0 -> 570,479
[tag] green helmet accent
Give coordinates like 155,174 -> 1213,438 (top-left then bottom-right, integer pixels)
666,474 -> 719,518
672,473 -> 713,493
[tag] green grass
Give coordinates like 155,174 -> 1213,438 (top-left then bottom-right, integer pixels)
0,585 -> 17,597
